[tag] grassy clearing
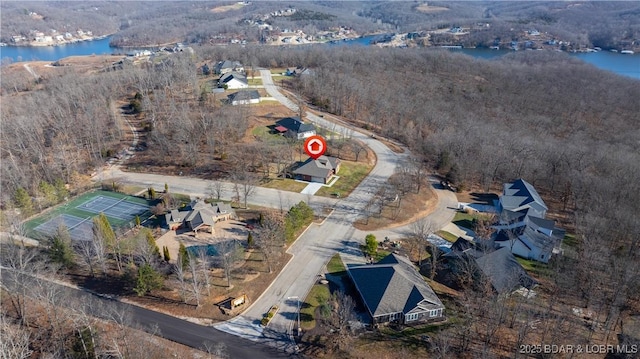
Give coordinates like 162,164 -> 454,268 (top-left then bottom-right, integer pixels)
452,211 -> 493,229
436,230 -> 459,243
260,178 -> 308,193
326,253 -> 346,274
516,257 -> 552,278
247,78 -> 262,86
315,160 -> 373,198
300,284 -> 330,330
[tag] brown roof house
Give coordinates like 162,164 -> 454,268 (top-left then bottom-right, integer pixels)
165,199 -> 235,234
293,155 -> 340,184
346,253 -> 445,325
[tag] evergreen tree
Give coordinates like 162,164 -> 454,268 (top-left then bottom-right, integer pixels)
14,187 -> 33,217
134,263 -> 163,296
134,215 -> 141,227
148,187 -> 156,199
178,243 -> 189,269
53,178 -> 69,202
145,229 -> 161,259
71,327 -> 96,359
49,225 -> 75,269
38,181 -> 57,206
164,183 -> 169,193
163,246 -> 171,262
247,232 -> 254,248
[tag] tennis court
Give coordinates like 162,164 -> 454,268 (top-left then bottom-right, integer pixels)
76,195 -> 149,221
34,214 -> 94,241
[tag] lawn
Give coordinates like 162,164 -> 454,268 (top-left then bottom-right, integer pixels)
247,77 -> 262,86
452,211 -> 476,229
260,178 -> 308,193
326,253 -> 346,274
436,230 -> 459,243
300,284 -> 330,330
452,211 -> 493,230
516,257 -> 552,278
315,160 -> 373,198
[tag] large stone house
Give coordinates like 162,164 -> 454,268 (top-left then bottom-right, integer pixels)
165,199 -> 235,234
346,253 -> 445,325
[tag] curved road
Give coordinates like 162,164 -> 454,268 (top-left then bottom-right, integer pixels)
94,70 -> 457,354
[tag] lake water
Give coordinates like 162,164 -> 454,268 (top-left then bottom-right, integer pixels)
2,35 -> 638,79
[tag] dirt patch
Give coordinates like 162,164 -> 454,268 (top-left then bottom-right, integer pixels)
354,184 -> 437,231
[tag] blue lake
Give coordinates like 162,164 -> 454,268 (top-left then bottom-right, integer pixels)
1,34 -> 638,79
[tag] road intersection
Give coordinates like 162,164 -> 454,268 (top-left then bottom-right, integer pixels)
97,70 -> 458,354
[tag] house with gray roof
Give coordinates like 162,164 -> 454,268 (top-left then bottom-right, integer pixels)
165,199 -> 235,234
444,239 -> 537,294
214,60 -> 244,75
494,179 -> 565,263
274,117 -> 315,140
346,253 -> 445,325
292,155 -> 340,184
227,90 -> 260,105
218,72 -> 248,89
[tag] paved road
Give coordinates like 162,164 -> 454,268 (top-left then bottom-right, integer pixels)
0,268 -> 293,359
93,70 -> 458,354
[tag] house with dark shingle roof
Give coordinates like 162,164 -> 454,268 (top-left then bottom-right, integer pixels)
214,60 -> 244,75
164,199 -> 235,234
445,239 -> 537,294
218,72 -> 248,89
346,253 -> 445,325
494,179 -> 565,263
274,117 -> 316,140
227,90 -> 260,105
292,155 -> 340,184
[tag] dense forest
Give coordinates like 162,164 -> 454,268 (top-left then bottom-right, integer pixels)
1,22 -> 639,358
2,1 -> 639,50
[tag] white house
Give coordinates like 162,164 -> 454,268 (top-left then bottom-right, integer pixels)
219,72 -> 248,89
227,90 -> 260,105
494,179 -> 565,263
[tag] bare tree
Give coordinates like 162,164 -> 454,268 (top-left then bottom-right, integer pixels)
255,211 -> 285,273
0,313 -> 34,359
196,248 -> 212,296
187,254 -> 202,307
207,180 -> 225,201
216,240 -> 240,288
409,218 -> 436,271
172,259 -> 189,304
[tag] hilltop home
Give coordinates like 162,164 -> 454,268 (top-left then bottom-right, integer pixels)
293,155 -> 340,184
165,199 -> 235,234
274,117 -> 315,140
346,253 -> 445,325
227,90 -> 260,105
493,179 -> 565,263
218,72 -> 248,89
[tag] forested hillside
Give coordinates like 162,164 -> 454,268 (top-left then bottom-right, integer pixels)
1,42 -> 638,356
2,1 -> 639,50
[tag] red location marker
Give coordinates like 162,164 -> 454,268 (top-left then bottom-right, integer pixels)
304,135 -> 327,160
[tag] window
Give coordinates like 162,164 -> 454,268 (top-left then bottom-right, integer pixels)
429,309 -> 441,317
405,313 -> 419,322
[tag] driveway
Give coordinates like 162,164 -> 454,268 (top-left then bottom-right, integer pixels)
299,182 -> 324,195
93,70 -> 458,354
